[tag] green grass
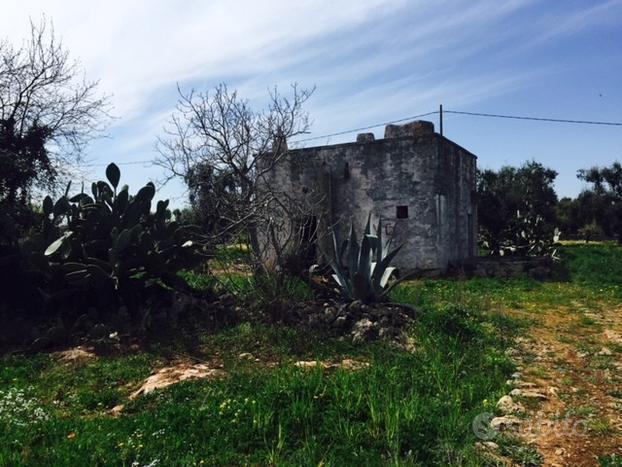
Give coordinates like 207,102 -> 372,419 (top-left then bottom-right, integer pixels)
600,453 -> 622,467
495,435 -> 543,467
0,305 -> 518,465
392,244 -> 622,314
178,269 -> 217,291
1,243 -> 620,465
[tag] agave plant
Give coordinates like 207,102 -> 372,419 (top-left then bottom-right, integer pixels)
481,206 -> 561,260
328,214 -> 406,303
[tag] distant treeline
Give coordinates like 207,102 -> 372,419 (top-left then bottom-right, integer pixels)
477,161 -> 622,247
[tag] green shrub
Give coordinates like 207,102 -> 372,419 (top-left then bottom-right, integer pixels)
577,221 -> 603,243
237,274 -> 312,318
481,207 -> 561,259
15,163 -> 202,333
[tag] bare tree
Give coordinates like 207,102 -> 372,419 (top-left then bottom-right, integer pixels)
0,19 -> 109,244
155,83 -> 316,270
0,19 -> 109,199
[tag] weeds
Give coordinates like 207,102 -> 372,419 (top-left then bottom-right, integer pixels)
1,243 -> 620,465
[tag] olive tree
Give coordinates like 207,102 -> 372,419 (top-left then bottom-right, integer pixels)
578,162 -> 622,242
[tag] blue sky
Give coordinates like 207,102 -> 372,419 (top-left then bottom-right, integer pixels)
2,0 -> 621,206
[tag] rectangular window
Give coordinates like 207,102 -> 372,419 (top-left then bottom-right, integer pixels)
396,205 -> 409,219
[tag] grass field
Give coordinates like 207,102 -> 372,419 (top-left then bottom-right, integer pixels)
1,243 -> 621,466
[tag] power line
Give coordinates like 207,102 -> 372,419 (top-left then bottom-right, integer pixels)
291,108 -> 622,146
81,160 -> 154,168
78,108 -> 622,168
443,110 -> 622,126
292,110 -> 440,144
81,111 -> 441,164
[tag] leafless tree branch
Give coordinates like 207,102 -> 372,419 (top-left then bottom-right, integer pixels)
155,82 -> 317,272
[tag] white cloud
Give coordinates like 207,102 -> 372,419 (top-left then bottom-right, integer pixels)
2,0 -> 619,204
0,0 -> 406,118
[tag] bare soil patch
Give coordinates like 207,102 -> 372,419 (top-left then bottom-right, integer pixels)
129,362 -> 228,399
506,303 -> 622,466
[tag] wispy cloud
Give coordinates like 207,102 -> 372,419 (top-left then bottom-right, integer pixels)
1,0 -> 620,201
527,0 -> 622,45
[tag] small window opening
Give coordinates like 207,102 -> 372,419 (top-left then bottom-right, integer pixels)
396,205 -> 409,219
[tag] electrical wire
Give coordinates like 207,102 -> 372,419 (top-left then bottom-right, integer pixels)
443,110 -> 622,126
78,108 -> 622,167
291,110 -> 440,143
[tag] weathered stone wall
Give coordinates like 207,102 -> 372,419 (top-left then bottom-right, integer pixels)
259,121 -> 477,272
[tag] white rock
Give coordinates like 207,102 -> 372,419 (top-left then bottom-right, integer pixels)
490,416 -> 520,430
516,381 -> 537,389
510,388 -> 547,400
496,395 -> 525,414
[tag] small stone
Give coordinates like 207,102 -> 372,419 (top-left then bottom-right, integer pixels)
496,395 -> 524,415
598,347 -> 613,356
490,416 -> 520,430
323,307 -> 338,322
333,316 -> 347,330
110,404 -> 125,417
350,318 -> 377,343
295,360 -> 329,369
294,359 -> 369,371
510,388 -> 547,400
475,441 -> 499,451
515,381 -> 537,389
339,359 -> 370,370
238,352 -> 254,360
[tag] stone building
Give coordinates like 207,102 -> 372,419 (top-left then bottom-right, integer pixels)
260,120 -> 477,272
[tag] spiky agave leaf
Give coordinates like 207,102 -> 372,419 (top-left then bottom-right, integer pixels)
327,213 -> 407,303
329,224 -> 352,297
347,222 -> 359,276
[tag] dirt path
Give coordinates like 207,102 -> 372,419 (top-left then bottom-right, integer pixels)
506,303 -> 622,466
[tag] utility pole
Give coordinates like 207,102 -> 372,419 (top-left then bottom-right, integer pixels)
439,104 -> 443,137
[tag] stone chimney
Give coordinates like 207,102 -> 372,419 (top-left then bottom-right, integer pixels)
384,120 -> 434,139
356,132 -> 375,143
